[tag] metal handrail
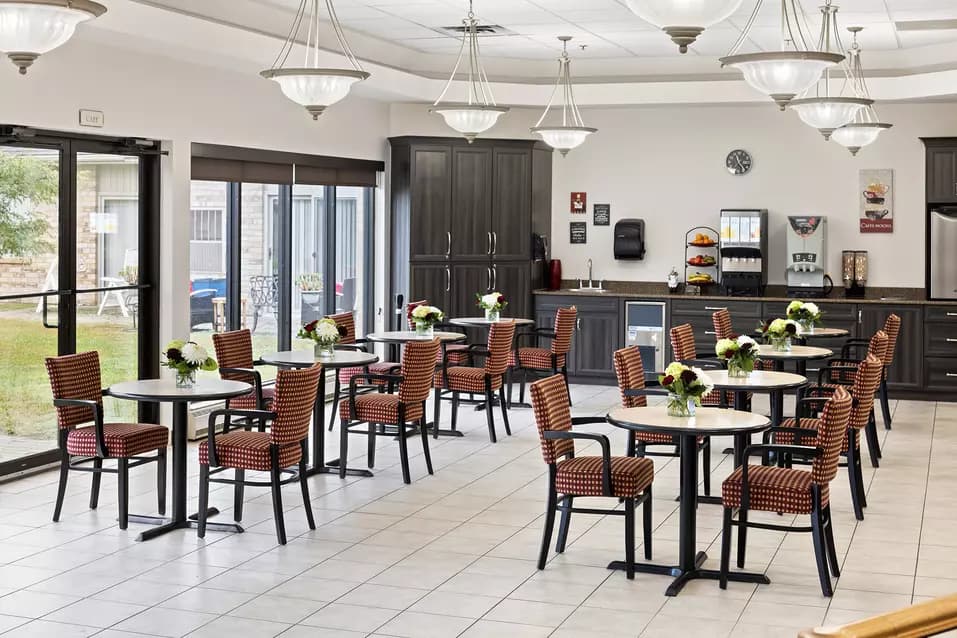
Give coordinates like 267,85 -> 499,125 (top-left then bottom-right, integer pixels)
799,593 -> 957,638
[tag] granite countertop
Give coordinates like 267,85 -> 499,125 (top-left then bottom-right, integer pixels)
534,281 -> 947,306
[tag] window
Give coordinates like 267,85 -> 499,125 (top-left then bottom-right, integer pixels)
189,207 -> 225,275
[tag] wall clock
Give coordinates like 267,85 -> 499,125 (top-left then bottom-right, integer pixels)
726,149 -> 753,176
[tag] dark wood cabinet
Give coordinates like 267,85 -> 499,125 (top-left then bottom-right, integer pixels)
574,298 -> 621,380
670,299 -> 762,359
926,145 -> 957,204
408,146 -> 452,261
857,305 -> 923,391
451,146 -> 493,261
491,147 -> 531,261
409,263 -> 450,312
494,262 -> 532,321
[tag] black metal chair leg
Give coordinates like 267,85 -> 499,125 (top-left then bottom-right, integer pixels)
642,486 -> 653,560
367,421 -> 377,469
864,416 -> 881,468
299,441 -> 316,530
701,438 -> 711,497
420,417 -> 433,475
397,422 -> 412,484
538,486 -> 557,569
720,507 -> 733,589
498,386 -> 511,436
433,388 -> 442,439
157,448 -> 167,516
626,433 -> 636,458
270,447 -> 287,545
846,438 -> 865,521
451,393 -> 460,431
90,457 -> 102,509
234,469 -> 245,522
624,498 -> 636,580
736,507 -> 748,568
518,370 -> 527,405
810,500 -> 833,596
556,495 -> 573,553
561,366 -> 572,406
484,389 -> 497,443
339,419 -> 349,480
53,452 -> 69,522
117,458 -> 129,530
879,378 -> 892,430
328,374 -> 342,432
506,368 -> 513,408
823,505 -> 841,577
197,464 -> 209,538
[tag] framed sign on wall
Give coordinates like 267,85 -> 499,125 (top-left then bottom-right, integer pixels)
570,192 -> 586,213
860,169 -> 893,233
570,222 -> 587,244
593,203 -> 610,226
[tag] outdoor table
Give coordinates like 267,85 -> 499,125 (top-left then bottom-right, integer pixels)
261,349 -> 379,478
606,405 -> 771,596
108,378 -> 250,541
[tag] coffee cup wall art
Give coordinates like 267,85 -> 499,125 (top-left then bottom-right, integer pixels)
859,169 -> 893,233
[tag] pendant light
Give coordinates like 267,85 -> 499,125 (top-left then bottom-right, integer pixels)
530,37 -> 596,157
430,0 -> 507,143
789,2 -> 871,140
830,27 -> 891,156
0,0 -> 106,75
261,0 -> 369,120
624,0 -> 745,53
719,0 -> 844,110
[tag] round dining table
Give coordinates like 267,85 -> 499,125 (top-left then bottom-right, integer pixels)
756,344 -> 833,377
754,327 -> 849,340
108,378 -> 251,541
448,317 -> 536,328
261,349 -> 379,478
606,405 -> 772,596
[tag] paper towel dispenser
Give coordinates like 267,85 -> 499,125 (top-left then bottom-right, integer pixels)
614,219 -> 645,260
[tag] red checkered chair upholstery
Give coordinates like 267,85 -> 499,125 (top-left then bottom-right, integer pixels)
198,364 -> 321,545
720,386 -> 852,597
841,315 -> 899,431
712,309 -> 775,372
339,338 -> 441,484
531,374 -> 654,580
406,299 -> 471,366
509,306 -> 576,407
613,346 -> 712,496
212,329 -> 273,411
670,323 -> 737,407
45,351 -> 168,530
773,347 -> 885,521
433,321 -> 516,443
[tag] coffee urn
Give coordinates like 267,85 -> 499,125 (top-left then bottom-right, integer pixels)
842,250 -> 868,298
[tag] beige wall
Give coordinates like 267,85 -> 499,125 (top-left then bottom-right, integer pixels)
390,101 -> 957,289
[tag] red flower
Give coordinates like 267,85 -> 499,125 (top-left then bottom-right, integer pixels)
303,320 -> 318,332
729,333 -> 739,340
337,325 -> 348,337
662,374 -> 675,386
497,295 -> 505,304
680,369 -> 696,384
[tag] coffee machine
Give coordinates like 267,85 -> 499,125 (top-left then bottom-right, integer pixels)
719,209 -> 768,296
786,216 -> 828,297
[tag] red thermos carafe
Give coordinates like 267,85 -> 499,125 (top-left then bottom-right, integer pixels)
548,259 -> 562,291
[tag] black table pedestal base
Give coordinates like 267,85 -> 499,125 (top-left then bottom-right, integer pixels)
131,507 -> 244,541
607,552 -> 770,596
321,458 -> 374,478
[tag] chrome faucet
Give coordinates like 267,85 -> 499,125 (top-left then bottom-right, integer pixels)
576,259 -> 604,291
587,259 -> 593,284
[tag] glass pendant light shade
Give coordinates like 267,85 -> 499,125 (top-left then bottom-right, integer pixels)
530,37 -> 597,156
827,28 -> 891,155
625,0 -> 745,53
531,127 -> 596,156
790,97 -> 872,139
0,0 -> 106,74
262,0 -> 369,120
431,105 -> 508,142
719,51 -> 844,109
831,122 -> 891,155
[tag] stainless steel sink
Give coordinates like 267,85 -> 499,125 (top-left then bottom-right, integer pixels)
568,287 -> 607,293
879,297 -> 905,302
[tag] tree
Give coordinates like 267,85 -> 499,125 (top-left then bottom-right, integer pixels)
0,153 -> 57,257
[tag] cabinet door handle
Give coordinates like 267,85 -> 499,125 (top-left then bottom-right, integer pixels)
492,265 -> 497,290
704,330 -> 717,336
446,232 -> 452,257
492,232 -> 497,255
948,312 -> 957,317
947,373 -> 957,378
445,267 -> 451,292
858,310 -> 862,324
486,232 -> 492,255
704,306 -> 727,311
947,338 -> 957,343
487,267 -> 492,291
576,317 -> 582,332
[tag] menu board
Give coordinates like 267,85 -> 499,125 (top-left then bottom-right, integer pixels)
570,222 -> 587,244
593,204 -> 610,226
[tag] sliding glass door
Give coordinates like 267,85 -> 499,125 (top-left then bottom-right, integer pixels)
0,132 -> 160,477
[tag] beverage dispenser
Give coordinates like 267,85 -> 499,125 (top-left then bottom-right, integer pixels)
719,209 -> 768,296
786,216 -> 828,297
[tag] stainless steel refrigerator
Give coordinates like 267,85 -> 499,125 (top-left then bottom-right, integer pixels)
930,208 -> 957,300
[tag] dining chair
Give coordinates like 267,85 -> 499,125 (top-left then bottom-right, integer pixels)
339,338 -> 441,484
508,305 -> 576,407
712,309 -> 776,372
720,385 -> 853,597
773,350 -> 885,520
669,323 -> 737,408
45,351 -> 168,529
197,364 -> 321,545
212,328 -> 272,411
531,374 -> 655,580
841,314 -> 900,431
433,321 -> 515,443
613,346 -> 711,496
406,298 -> 471,366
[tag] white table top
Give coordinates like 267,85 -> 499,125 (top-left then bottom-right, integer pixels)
756,344 -> 833,360
261,349 -> 379,368
755,327 -> 849,338
707,370 -> 807,390
449,317 -> 536,327
607,406 -> 771,436
109,378 -> 251,402
366,331 -> 467,344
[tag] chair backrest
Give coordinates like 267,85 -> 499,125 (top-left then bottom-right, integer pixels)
866,329 -> 889,367
670,323 -> 697,360
882,314 -> 901,367
249,274 -> 279,308
848,352 -> 885,431
212,329 -> 254,381
551,306 -> 577,355
485,321 -> 516,377
530,374 -> 575,464
812,386 -> 853,486
712,309 -> 733,340
46,351 -> 103,430
399,338 -> 442,404
270,364 -> 322,446
328,311 -> 357,345
406,299 -> 428,329
613,346 -> 647,408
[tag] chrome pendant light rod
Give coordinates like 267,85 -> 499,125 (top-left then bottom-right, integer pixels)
531,37 -> 596,157
433,0 -> 496,108
269,0 -> 364,73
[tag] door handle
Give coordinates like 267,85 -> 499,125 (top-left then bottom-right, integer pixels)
446,232 -> 452,257
492,265 -> 497,290
948,313 -> 957,317
487,267 -> 492,291
492,232 -> 497,255
704,330 -> 717,336
576,317 -> 582,332
445,267 -> 451,292
704,307 -> 727,311
858,310 -> 862,324
486,232 -> 492,255
947,373 -> 957,378
41,295 -> 58,329
947,338 -> 957,343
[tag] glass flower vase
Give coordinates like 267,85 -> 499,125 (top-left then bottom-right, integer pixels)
770,336 -> 792,352
315,343 -> 335,359
727,359 -> 751,378
800,320 -> 814,334
484,308 -> 500,322
666,394 -> 696,417
175,369 -> 196,389
415,321 -> 434,337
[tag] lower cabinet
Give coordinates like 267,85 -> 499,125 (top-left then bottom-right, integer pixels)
533,295 -> 619,382
923,305 -> 957,394
859,304 -> 924,392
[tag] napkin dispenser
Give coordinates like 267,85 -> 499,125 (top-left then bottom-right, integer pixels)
614,219 -> 645,260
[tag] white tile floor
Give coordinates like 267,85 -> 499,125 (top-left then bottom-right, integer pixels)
0,385 -> 953,638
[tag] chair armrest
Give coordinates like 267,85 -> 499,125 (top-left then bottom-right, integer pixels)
53,398 -> 107,457
765,426 -> 819,445
543,429 -> 613,496
677,358 -> 724,370
334,344 -> 369,353
841,339 -> 871,358
515,329 -> 556,346
206,408 -> 276,466
347,373 -> 404,419
644,373 -> 662,386
816,363 -> 859,387
743,443 -> 820,459
219,367 -> 268,408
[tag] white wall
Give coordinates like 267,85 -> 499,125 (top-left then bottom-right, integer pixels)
390,101 -> 957,289
1,36 -> 391,346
